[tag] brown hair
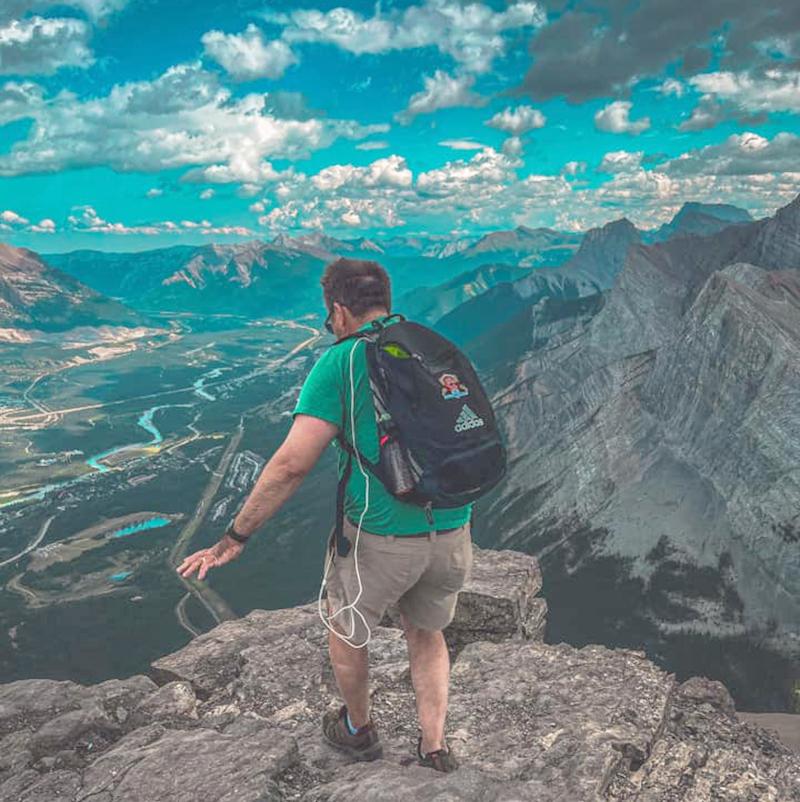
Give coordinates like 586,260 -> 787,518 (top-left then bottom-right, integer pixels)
320,257 -> 391,317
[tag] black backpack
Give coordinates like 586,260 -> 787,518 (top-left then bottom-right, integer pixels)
333,313 -> 507,555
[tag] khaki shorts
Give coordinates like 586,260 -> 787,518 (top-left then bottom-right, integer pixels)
324,516 -> 472,643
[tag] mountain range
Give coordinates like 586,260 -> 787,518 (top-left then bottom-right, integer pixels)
469,194 -> 800,684
30,202 -> 750,330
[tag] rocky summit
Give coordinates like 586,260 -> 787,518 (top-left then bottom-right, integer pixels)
0,548 -> 797,801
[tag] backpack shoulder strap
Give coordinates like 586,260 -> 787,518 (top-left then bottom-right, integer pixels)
333,447 -> 354,557
331,331 -> 386,557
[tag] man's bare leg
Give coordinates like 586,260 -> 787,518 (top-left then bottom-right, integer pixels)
328,626 -> 370,727
402,613 -> 450,753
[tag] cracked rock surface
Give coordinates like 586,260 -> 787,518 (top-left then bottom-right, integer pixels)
1,548 -> 797,801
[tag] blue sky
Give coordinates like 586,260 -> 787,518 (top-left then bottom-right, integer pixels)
1,0 -> 798,251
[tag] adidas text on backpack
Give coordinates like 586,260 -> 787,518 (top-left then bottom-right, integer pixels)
454,405 -> 485,432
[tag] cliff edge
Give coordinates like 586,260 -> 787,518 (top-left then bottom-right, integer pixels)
0,548 -> 797,801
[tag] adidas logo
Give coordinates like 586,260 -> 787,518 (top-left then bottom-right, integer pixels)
454,404 -> 485,432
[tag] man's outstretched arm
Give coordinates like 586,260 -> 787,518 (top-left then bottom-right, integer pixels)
177,413 -> 338,579
233,413 -> 339,536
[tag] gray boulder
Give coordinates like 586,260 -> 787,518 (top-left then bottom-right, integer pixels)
78,719 -> 297,802
129,681 -> 198,727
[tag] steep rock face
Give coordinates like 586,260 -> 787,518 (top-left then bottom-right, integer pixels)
591,195 -> 800,358
481,195 -> 800,667
0,243 -> 143,332
640,265 -> 800,629
0,548 -> 796,801
564,217 -> 641,287
743,193 -> 800,270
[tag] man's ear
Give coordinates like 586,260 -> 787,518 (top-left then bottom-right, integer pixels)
333,301 -> 349,329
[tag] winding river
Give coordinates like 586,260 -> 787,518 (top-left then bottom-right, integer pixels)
1,403 -> 190,508
85,404 -> 184,473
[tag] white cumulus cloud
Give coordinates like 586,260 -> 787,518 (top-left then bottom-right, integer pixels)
416,146 -> 520,197
264,0 -> 544,74
0,80 -> 44,122
594,100 -> 651,135
0,61 -> 388,184
1,209 -> 29,225
30,217 -> 56,232
0,16 -> 93,75
202,24 -> 298,81
562,160 -> 587,176
394,70 -> 487,125
659,78 -> 685,97
311,155 -> 412,192
485,104 -> 546,135
689,69 -> 800,114
598,150 -> 645,173
662,131 -> 800,177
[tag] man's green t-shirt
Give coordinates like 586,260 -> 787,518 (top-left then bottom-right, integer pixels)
292,315 -> 473,535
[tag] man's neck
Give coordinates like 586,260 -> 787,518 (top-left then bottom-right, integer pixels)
347,308 -> 389,336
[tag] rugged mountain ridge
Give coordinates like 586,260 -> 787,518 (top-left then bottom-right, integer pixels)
0,548 -> 796,801
0,244 -> 145,334
43,241 -> 327,317
37,203 -> 748,325
43,239 -> 477,318
646,202 -> 754,243
435,217 -> 639,343
456,225 -> 581,267
478,195 -> 800,691
399,263 -> 531,325
399,205 -> 746,334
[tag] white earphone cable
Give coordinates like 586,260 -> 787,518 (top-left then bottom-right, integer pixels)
317,337 -> 372,648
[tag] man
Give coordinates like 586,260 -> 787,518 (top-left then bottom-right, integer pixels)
178,257 -> 472,773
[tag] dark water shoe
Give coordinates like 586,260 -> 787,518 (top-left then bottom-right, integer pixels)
322,705 -> 383,761
416,735 -> 459,772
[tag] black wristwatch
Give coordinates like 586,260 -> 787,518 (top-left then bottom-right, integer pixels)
223,520 -> 250,545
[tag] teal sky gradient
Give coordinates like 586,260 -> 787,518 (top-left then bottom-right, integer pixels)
1,0 -> 798,251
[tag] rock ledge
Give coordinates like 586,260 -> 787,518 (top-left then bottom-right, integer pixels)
1,547 -> 797,801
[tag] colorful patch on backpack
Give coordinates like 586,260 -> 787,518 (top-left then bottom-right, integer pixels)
439,372 -> 469,400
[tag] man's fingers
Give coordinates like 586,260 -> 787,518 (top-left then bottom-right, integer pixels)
177,557 -> 199,577
176,546 -> 230,581
177,551 -> 208,578
197,556 -> 217,581
177,561 -> 198,578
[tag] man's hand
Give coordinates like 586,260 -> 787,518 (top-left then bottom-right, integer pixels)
177,535 -> 244,581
